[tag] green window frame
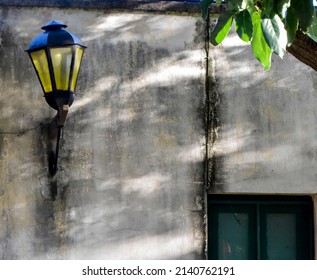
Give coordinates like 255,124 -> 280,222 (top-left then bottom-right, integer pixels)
208,195 -> 314,260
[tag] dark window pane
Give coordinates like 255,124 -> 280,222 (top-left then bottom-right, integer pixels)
208,204 -> 257,260
264,213 -> 296,259
260,204 -> 314,260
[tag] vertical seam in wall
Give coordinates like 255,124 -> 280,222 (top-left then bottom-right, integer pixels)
204,9 -> 211,193
203,7 -> 220,260
203,7 -> 211,260
205,12 -> 219,194
313,194 -> 317,259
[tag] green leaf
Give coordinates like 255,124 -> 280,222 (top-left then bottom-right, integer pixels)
276,0 -> 291,19
228,0 -> 244,10
235,9 -> 253,42
307,14 -> 317,42
261,13 -> 288,58
251,11 -> 272,69
247,5 -> 257,17
262,0 -> 275,17
225,0 -> 251,11
210,10 -> 236,46
291,0 -> 314,31
240,0 -> 250,10
216,0 -> 222,4
200,0 -> 214,20
285,6 -> 299,45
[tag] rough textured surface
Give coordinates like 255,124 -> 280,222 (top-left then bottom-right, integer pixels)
2,2 -> 317,261
0,0 -> 228,14
0,0 -> 201,12
0,7 -> 206,259
210,30 -> 317,194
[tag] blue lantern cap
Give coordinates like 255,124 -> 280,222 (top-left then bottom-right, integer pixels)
26,20 -> 86,52
41,20 -> 67,30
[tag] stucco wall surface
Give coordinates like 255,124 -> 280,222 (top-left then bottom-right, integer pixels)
211,31 -> 317,194
0,7 -> 206,259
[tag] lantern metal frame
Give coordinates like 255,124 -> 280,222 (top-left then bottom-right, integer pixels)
26,20 -> 86,176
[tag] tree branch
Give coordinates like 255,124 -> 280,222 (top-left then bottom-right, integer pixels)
286,31 -> 317,72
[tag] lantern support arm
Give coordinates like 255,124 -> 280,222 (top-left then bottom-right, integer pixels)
48,105 -> 69,175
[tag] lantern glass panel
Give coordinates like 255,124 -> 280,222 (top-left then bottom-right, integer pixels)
30,49 -> 53,93
71,47 -> 84,92
50,47 -> 73,91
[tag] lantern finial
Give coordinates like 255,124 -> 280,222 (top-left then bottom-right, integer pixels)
42,20 -> 67,30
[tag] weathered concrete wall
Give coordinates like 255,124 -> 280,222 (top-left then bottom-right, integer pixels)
210,30 -> 317,194
0,6 -> 206,259
3,1 -> 316,260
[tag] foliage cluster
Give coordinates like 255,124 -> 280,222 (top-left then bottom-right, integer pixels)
201,0 -> 317,69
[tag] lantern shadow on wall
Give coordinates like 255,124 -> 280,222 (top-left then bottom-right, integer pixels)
26,20 -> 86,176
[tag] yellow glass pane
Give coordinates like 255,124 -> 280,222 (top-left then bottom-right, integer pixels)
70,48 -> 84,92
30,50 -> 52,93
50,47 -> 73,91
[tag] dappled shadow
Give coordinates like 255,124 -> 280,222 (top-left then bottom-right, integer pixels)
0,8 -> 206,259
61,13 -> 206,259
210,30 -> 317,194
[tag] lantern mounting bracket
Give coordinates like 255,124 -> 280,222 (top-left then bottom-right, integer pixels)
48,105 -> 69,176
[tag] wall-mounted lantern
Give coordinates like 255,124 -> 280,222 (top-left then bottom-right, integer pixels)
26,20 -> 86,175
